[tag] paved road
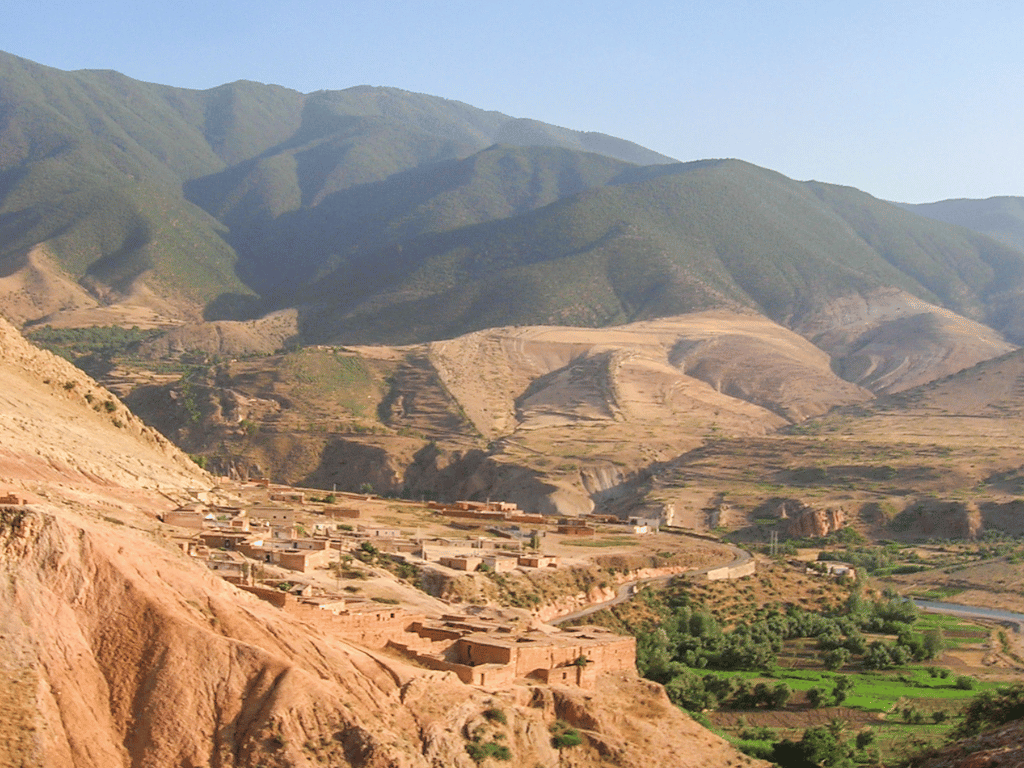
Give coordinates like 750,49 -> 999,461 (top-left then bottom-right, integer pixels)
548,538 -> 751,625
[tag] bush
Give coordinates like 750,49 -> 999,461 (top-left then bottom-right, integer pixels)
954,683 -> 1024,738
955,675 -> 977,690
483,708 -> 507,725
551,730 -> 583,749
822,647 -> 850,670
855,728 -> 875,751
550,721 -> 584,749
465,742 -> 511,762
807,687 -> 829,708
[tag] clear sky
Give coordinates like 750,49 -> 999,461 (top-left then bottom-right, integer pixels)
2,0 -> 1021,203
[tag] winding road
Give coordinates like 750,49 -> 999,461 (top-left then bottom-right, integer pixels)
548,538 -> 752,625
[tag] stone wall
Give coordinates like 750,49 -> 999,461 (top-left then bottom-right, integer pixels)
706,559 -> 756,581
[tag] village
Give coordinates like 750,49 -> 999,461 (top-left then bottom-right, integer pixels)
147,480 -> 670,691
5,481 -> 859,693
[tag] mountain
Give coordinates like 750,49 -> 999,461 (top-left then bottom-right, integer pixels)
295,159 -> 1024,348
0,50 -> 673,328
6,49 -> 1024,364
900,196 -> 1024,253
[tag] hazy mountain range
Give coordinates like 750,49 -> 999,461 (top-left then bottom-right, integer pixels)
4,48 -> 1024,354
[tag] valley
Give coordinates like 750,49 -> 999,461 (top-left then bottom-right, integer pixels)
5,47 -> 1024,768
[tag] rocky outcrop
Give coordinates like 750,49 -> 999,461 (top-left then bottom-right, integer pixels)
0,315 -> 208,489
774,499 -> 847,539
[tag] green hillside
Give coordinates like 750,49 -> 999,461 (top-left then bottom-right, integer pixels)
901,197 -> 1024,254
296,160 -> 1024,344
3,49 -> 1024,350
199,143 -> 638,294
0,50 -> 672,322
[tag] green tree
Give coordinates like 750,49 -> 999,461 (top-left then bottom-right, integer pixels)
854,728 -> 875,752
832,676 -> 854,706
822,647 -> 850,671
922,628 -> 946,660
770,682 -> 792,709
807,687 -> 829,708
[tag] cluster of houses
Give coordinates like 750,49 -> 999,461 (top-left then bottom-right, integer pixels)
235,584 -> 636,691
156,485 -> 639,690
387,613 -> 636,689
430,499 -> 663,536
161,486 -> 576,580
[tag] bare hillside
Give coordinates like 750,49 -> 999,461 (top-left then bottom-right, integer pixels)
116,312 -> 880,515
0,315 -> 207,498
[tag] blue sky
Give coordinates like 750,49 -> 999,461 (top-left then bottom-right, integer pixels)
3,0 -> 1021,203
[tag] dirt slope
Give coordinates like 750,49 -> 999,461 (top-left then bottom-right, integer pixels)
798,287 -> 1015,393
0,314 -> 206,497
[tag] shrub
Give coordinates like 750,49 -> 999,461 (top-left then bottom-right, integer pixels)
483,708 -> 507,725
855,728 -> 875,751
551,730 -> 583,749
955,675 -> 977,690
550,721 -> 584,749
807,687 -> 829,708
465,742 -> 511,762
954,683 -> 1024,738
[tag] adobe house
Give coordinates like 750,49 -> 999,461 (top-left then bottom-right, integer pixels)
198,531 -> 250,550
506,512 -> 546,524
163,503 -> 208,528
239,538 -> 334,572
628,516 -> 661,534
556,524 -> 595,536
481,555 -> 517,573
518,554 -> 559,568
269,489 -> 305,503
202,551 -> 251,584
252,505 -> 307,525
322,505 -> 360,519
439,555 -> 483,571
240,589 -> 422,649
391,617 -> 635,690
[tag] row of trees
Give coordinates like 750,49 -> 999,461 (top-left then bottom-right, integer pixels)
636,590 -> 938,684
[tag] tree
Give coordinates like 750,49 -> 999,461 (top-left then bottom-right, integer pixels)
807,687 -> 829,708
953,682 -> 1024,738
665,671 -> 716,711
826,717 -> 848,739
833,676 -> 854,706
922,628 -> 946,660
855,728 -> 875,752
822,647 -> 850,671
773,726 -> 852,768
955,675 -> 977,690
770,682 -> 792,709
636,628 -> 673,681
